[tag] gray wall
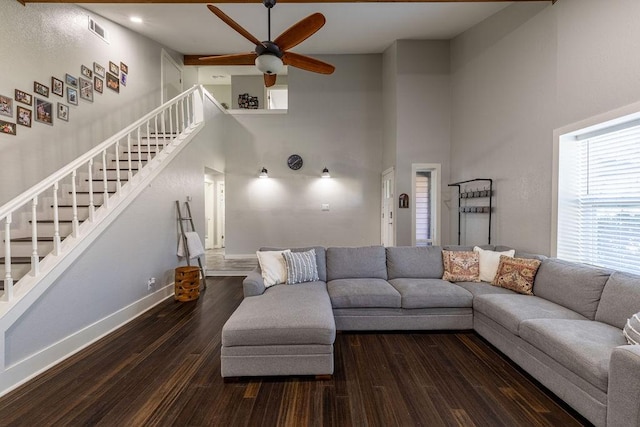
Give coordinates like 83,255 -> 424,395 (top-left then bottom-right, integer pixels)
224,55 -> 383,255
449,0 -> 640,253
0,2 -> 181,205
381,41 -> 451,247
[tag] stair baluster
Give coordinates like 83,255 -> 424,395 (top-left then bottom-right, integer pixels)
53,182 -> 61,255
71,170 -> 79,238
88,159 -> 95,221
3,213 -> 13,300
30,196 -> 39,276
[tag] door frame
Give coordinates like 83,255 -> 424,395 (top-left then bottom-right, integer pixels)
381,167 -> 395,247
411,163 -> 441,246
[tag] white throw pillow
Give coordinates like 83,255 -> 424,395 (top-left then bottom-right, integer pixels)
474,246 -> 516,283
256,250 -> 291,288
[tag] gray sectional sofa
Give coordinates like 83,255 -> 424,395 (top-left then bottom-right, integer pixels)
221,245 -> 640,427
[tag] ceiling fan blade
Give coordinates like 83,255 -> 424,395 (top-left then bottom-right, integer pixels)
283,52 -> 335,75
197,53 -> 257,66
264,74 -> 277,87
274,13 -> 326,52
207,4 -> 262,47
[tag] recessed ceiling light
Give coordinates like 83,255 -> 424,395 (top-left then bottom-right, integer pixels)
130,16 -> 143,24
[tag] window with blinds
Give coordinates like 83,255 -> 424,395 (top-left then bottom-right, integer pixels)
415,171 -> 432,247
557,121 -> 640,274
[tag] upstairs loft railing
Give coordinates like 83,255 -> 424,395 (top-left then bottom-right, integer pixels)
0,85 -> 206,305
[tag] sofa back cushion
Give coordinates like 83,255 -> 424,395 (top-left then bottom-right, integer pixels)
595,271 -> 640,329
327,246 -> 387,281
261,246 -> 327,282
386,246 -> 443,279
533,258 -> 612,320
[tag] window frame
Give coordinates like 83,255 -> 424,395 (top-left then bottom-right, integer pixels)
552,101 -> 640,273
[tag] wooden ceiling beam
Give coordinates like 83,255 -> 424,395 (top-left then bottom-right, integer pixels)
18,0 -> 550,4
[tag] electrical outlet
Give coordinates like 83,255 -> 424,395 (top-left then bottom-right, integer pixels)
147,277 -> 156,290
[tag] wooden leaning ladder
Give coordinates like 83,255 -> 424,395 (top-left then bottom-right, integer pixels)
176,200 -> 206,290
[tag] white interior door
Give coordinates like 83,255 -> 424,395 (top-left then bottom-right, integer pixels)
204,181 -> 214,249
381,168 -> 395,247
215,181 -> 225,248
161,50 -> 183,133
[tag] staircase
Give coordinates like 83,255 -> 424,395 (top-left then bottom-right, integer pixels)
0,86 -> 206,311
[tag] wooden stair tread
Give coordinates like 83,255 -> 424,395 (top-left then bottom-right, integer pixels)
53,204 -> 103,208
29,220 -> 78,224
85,179 -> 128,182
11,237 -> 57,242
100,168 -> 139,171
73,191 -> 116,194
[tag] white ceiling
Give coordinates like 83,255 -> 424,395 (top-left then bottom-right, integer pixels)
79,2 -> 513,82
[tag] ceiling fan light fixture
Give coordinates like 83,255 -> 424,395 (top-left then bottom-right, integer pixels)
321,167 -> 331,178
259,167 -> 269,178
255,54 -> 283,75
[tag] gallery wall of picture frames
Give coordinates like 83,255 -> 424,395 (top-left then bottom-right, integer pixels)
0,60 -> 130,137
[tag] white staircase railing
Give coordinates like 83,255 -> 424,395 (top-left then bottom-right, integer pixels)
0,85 -> 205,305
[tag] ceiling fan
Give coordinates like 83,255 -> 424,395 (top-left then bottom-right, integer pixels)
199,0 -> 335,87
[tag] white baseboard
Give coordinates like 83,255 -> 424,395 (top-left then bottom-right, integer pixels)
0,284 -> 174,398
223,253 -> 257,260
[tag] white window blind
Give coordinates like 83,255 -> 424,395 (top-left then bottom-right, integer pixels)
415,172 -> 432,247
557,123 -> 640,274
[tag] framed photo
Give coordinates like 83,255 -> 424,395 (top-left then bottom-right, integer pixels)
0,120 -> 17,136
17,106 -> 32,127
79,78 -> 93,102
120,62 -> 128,75
15,89 -> 32,106
81,65 -> 93,79
120,73 -> 127,87
67,87 -> 78,105
51,77 -> 64,97
93,62 -> 105,78
57,103 -> 69,122
106,72 -> 120,93
34,81 -> 49,98
94,77 -> 104,94
0,94 -> 13,117
109,61 -> 119,75
34,98 -> 53,125
65,74 -> 78,88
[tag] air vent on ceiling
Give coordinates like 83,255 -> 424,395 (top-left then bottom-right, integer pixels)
88,16 -> 110,44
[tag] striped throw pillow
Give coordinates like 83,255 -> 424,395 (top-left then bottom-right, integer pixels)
283,249 -> 319,284
624,312 -> 640,345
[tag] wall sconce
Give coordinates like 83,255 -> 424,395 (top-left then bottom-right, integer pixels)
321,167 -> 331,178
259,167 -> 269,178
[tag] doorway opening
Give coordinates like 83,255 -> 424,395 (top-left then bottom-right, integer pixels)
412,163 -> 441,246
381,167 -> 395,247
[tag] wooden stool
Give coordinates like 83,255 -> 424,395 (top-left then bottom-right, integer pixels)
175,266 -> 200,302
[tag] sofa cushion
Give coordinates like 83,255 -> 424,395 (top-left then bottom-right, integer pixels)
453,281 -> 517,298
261,246 -> 327,282
388,278 -> 473,309
222,282 -> 335,347
492,256 -> 541,295
520,319 -> 628,392
533,258 -> 612,320
326,246 -> 387,281
474,246 -> 515,283
595,271 -> 640,329
442,250 -> 480,282
283,249 -> 319,284
386,246 -> 443,279
327,278 -> 400,308
474,294 -> 587,335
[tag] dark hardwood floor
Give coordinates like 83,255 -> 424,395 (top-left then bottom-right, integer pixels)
0,277 -> 590,426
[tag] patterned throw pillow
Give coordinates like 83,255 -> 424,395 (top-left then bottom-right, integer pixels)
283,249 -> 319,284
442,250 -> 480,282
624,313 -> 640,345
492,256 -> 541,295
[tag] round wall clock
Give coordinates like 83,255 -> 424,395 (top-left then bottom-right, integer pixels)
287,154 -> 303,170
